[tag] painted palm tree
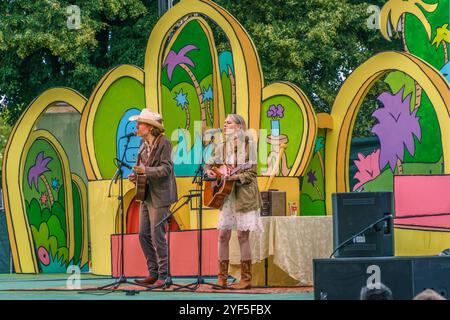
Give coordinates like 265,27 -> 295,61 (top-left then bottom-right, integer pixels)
379,0 -> 438,110
432,23 -> 449,64
28,152 -> 54,206
219,52 -> 236,112
371,88 -> 421,175
174,89 -> 190,129
314,137 -> 325,176
164,45 -> 206,129
307,170 -> 324,200
352,149 -> 381,191
202,85 -> 214,124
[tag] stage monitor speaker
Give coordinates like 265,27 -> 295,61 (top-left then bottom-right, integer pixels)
314,256 -> 450,300
332,192 -> 394,257
260,190 -> 286,216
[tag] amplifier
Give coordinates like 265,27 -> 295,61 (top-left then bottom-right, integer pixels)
260,190 -> 286,216
313,256 -> 450,300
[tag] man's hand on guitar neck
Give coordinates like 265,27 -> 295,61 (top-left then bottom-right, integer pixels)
128,173 -> 137,184
133,164 -> 145,174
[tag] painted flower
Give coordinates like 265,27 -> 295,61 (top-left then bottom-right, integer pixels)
40,192 -> 48,205
38,246 -> 50,266
267,104 -> 284,118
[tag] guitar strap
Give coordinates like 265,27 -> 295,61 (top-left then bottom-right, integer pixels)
137,134 -> 162,168
147,134 -> 162,166
224,135 -> 250,169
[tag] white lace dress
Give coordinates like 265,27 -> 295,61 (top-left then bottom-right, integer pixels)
218,187 -> 263,232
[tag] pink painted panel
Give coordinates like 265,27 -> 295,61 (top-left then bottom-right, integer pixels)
395,215 -> 450,230
111,229 -> 219,277
394,175 -> 450,217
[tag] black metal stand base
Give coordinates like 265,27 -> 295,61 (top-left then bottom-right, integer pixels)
172,275 -> 218,291
97,275 -> 150,291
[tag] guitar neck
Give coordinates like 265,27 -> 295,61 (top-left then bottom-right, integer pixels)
230,162 -> 251,176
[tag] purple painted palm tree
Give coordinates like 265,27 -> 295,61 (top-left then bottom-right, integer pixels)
306,170 -> 324,200
371,88 -> 421,173
28,152 -> 55,205
164,44 -> 207,128
164,45 -> 198,81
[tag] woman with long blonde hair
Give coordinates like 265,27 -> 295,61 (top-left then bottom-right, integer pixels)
205,114 -> 263,290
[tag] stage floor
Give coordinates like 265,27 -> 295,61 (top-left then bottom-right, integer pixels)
0,274 -> 314,300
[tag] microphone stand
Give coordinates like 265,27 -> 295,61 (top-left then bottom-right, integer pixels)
172,134 -> 218,291
329,214 -> 393,258
98,135 -> 149,291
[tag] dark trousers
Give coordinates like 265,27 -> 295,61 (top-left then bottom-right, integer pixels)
138,200 -> 168,280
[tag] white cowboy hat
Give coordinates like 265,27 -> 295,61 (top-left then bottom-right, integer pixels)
129,109 -> 164,131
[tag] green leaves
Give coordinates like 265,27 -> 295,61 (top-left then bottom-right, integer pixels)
0,0 -> 401,137
0,0 -> 153,125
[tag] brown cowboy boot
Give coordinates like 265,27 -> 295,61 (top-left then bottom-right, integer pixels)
230,260 -> 252,290
216,260 -> 229,288
134,275 -> 157,285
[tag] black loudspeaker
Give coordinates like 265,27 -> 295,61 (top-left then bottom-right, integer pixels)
260,190 -> 286,216
332,192 -> 394,257
314,256 -> 450,300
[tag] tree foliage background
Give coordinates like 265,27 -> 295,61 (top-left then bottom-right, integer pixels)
0,0 -> 400,153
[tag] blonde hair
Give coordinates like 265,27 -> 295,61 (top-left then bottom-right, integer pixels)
227,114 -> 247,131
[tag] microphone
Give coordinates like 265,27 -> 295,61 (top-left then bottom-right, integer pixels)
119,131 -> 136,139
114,158 -> 132,170
203,128 -> 222,144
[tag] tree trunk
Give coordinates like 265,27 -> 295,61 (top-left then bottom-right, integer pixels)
313,183 -> 324,200
414,82 -> 422,110
401,14 -> 409,53
95,28 -> 110,68
396,158 -> 404,175
180,63 -> 206,129
443,42 -> 449,64
228,65 -> 236,113
317,151 -> 325,177
40,175 -> 54,206
184,104 -> 190,130
206,100 -> 214,125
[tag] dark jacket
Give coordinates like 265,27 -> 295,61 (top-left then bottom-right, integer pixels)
139,135 -> 178,208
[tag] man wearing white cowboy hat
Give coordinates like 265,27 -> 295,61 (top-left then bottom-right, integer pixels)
128,109 -> 178,287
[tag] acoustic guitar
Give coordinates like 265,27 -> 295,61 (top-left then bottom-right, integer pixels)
203,162 -> 253,209
134,135 -> 162,202
135,153 -> 149,202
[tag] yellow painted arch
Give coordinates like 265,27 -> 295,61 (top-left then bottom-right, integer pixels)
262,82 -> 317,176
325,51 -> 450,213
71,174 -> 89,267
2,87 -> 86,273
21,130 -> 76,266
162,16 -> 225,128
144,0 -> 263,129
79,64 -> 144,181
